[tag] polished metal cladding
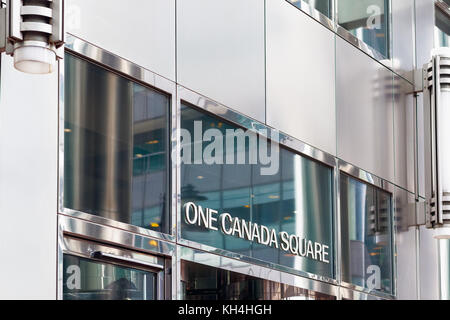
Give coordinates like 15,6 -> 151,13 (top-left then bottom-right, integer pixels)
176,0 -> 266,123
336,36 -> 395,183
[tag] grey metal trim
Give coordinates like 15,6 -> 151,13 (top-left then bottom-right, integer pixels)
336,25 -> 392,69
178,85 -> 337,168
64,33 -> 176,95
339,280 -> 395,300
59,215 -> 175,257
335,0 -> 393,71
334,158 -> 342,285
179,245 -> 339,298
57,214 -> 64,300
178,238 -> 338,286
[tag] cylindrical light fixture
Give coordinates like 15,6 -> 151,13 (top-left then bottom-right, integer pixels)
424,47 -> 450,228
1,0 -> 64,74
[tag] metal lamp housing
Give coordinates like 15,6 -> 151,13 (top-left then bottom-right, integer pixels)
1,0 -> 64,74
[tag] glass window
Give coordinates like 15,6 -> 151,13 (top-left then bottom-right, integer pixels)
435,1 -> 450,47
287,0 -> 333,19
63,254 -> 157,300
340,173 -> 394,295
180,104 -> 335,279
337,0 -> 390,58
181,260 -> 336,300
64,53 -> 170,234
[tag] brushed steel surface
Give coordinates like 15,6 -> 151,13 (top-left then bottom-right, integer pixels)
266,0 -> 336,156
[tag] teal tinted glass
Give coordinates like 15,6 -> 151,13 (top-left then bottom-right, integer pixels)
337,0 -> 390,58
64,53 -> 170,234
287,0 -> 333,19
340,174 -> 393,294
180,104 -> 335,279
63,254 -> 157,300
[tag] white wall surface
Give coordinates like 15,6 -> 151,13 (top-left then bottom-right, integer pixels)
0,54 -> 58,299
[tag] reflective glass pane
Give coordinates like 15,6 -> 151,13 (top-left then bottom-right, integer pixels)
287,0 -> 333,19
63,254 -> 157,300
337,0 -> 390,58
340,174 -> 393,294
181,260 -> 336,300
180,104 -> 335,279
435,2 -> 450,47
64,53 -> 170,234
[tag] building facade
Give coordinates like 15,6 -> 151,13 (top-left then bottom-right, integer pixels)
0,0 -> 449,300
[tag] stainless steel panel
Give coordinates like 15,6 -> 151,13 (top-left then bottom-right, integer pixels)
416,197 -> 427,226
336,37 -> 395,183
286,0 -> 335,30
415,0 -> 435,68
394,76 -> 415,193
266,0 -> 336,155
339,287 -> 386,300
65,0 -> 176,81
179,245 -> 339,297
394,187 -> 418,299
176,0 -> 265,123
392,0 -> 415,83
178,85 -> 337,168
419,225 -> 440,300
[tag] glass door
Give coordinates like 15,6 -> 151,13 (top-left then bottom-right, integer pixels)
60,236 -> 167,300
